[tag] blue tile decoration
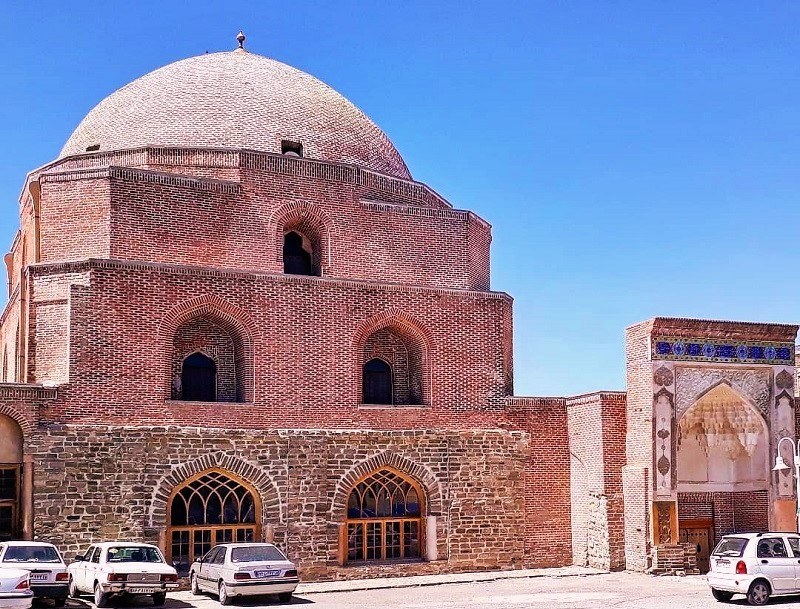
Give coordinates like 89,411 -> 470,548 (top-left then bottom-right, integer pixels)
653,337 -> 795,364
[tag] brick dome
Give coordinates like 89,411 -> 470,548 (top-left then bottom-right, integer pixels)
59,50 -> 411,179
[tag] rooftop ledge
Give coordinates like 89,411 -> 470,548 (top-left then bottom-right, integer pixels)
29,258 -> 512,301
20,146 -> 453,211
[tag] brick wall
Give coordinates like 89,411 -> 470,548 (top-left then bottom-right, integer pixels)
506,397 -> 572,567
22,150 -> 492,292
32,260 -> 512,430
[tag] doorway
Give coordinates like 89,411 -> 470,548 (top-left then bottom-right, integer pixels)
679,518 -> 713,573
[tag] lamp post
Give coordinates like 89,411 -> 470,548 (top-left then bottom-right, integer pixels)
773,436 -> 800,533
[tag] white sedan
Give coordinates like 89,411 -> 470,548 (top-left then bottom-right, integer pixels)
0,540 -> 69,606
0,568 -> 33,609
190,543 -> 299,605
67,542 -> 178,607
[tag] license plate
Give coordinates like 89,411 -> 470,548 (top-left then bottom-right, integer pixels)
128,587 -> 158,594
30,574 -> 48,582
255,570 -> 280,578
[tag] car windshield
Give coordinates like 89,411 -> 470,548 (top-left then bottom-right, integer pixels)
712,537 -> 748,557
3,545 -> 61,563
230,546 -> 286,563
107,546 -> 164,563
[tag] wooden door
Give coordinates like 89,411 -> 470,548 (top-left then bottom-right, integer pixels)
680,523 -> 713,573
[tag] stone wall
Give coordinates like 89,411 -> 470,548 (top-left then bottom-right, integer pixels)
29,425 -> 527,581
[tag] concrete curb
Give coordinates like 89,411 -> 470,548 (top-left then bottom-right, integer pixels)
295,566 -> 606,594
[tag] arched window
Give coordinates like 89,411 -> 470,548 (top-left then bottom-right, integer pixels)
283,231 -> 313,276
167,471 -> 260,574
345,469 -> 423,562
363,359 -> 392,404
181,352 -> 217,402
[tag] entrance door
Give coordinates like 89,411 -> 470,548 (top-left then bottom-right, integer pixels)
679,521 -> 713,573
0,466 -> 20,541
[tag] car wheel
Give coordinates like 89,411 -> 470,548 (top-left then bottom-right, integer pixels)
747,580 -> 771,606
278,591 -> 292,603
712,589 -> 734,602
219,581 -> 233,606
94,583 -> 110,608
152,591 -> 167,606
68,577 -> 80,598
190,572 -> 201,595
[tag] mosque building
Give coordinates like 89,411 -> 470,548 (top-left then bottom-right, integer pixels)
0,34 -> 795,579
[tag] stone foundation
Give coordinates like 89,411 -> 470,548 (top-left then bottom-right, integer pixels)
648,543 -> 700,575
31,425 -> 527,581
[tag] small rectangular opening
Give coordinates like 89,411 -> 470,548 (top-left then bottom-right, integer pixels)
85,144 -> 100,152
281,140 -> 303,157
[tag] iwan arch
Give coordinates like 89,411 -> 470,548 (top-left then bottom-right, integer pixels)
0,36 -> 796,579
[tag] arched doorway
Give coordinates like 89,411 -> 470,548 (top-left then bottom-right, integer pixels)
676,383 -> 769,572
345,468 -> 424,562
0,415 -> 23,541
166,470 -> 261,573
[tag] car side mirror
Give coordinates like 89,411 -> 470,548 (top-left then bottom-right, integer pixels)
74,554 -> 84,562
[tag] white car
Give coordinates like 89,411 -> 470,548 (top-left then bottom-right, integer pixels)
189,543 -> 299,605
67,542 -> 178,607
0,541 -> 69,606
0,568 -> 33,609
707,532 -> 800,605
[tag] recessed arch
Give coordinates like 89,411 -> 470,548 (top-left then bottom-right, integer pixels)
0,414 -> 23,541
149,452 -> 281,529
331,452 -> 443,520
270,201 -> 334,275
353,310 -> 434,406
159,295 -> 255,402
676,382 -> 769,490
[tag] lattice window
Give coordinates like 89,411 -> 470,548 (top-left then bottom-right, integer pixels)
345,468 -> 423,563
167,471 -> 260,574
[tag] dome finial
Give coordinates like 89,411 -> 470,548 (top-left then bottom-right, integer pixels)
236,31 -> 246,50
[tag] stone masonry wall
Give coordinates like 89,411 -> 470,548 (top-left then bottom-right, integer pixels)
30,425 -> 527,581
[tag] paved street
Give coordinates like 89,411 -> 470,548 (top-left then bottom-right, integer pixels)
55,571 -> 800,609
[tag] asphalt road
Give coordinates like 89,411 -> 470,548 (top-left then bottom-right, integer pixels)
54,572 -> 800,609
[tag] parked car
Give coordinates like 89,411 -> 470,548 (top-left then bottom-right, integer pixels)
0,568 -> 33,609
67,542 -> 178,607
0,541 -> 69,606
707,532 -> 800,605
189,543 -> 299,605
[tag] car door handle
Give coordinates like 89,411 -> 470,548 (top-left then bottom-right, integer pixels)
761,560 -> 769,564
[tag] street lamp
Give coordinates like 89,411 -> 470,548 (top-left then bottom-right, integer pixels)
773,436 -> 800,532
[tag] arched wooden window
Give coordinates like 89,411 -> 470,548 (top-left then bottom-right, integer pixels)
345,468 -> 423,562
167,471 -> 260,574
181,352 -> 217,402
363,359 -> 392,405
283,231 -> 313,276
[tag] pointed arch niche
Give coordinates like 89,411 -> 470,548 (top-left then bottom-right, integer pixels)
676,383 -> 769,492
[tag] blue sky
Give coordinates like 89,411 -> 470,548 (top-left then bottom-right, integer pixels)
1,2 -> 799,396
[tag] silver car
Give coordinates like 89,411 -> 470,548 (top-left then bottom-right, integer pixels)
189,543 -> 299,605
